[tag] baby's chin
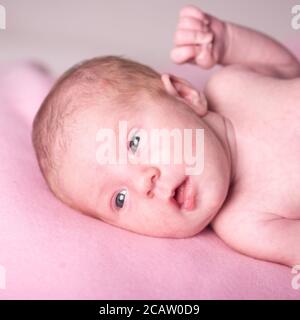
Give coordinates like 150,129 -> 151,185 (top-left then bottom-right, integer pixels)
116,213 -> 214,239
133,223 -> 209,239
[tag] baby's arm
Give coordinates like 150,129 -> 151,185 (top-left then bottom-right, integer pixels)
171,5 -> 300,78
220,22 -> 300,78
212,210 -> 300,267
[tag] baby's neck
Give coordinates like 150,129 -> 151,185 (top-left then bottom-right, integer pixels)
202,111 -> 238,185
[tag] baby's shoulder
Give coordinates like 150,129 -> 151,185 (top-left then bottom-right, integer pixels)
205,65 -> 275,104
205,64 -> 279,89
211,204 -> 297,265
204,65 -> 285,121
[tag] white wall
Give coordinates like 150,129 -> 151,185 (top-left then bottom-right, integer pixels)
0,0 -> 299,78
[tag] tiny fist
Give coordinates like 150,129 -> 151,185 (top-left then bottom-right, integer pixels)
174,30 -> 214,47
170,46 -> 195,64
195,32 -> 213,45
195,43 -> 215,68
170,48 -> 185,63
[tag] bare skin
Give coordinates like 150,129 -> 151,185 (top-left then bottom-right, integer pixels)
57,5 -> 300,267
171,5 -> 300,266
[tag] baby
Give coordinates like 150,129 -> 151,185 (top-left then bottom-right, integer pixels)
32,5 -> 300,267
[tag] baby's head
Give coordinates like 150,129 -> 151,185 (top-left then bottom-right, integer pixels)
32,56 -> 232,238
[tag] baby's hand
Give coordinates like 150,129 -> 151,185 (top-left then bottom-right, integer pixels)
171,5 -> 228,69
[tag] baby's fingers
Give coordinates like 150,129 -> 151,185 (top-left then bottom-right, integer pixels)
195,43 -> 215,69
177,16 -> 209,32
179,5 -> 208,22
174,29 -> 213,46
170,46 -> 197,64
171,44 -> 215,68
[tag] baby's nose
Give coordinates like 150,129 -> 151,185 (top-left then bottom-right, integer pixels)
137,167 -> 160,198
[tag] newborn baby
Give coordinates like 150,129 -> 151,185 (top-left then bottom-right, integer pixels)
32,5 -> 300,267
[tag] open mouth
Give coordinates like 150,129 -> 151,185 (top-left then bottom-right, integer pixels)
171,177 -> 196,211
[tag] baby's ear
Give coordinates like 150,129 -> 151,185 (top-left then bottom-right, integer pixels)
161,73 -> 208,116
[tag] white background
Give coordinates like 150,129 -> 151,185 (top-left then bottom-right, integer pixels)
0,0 -> 299,77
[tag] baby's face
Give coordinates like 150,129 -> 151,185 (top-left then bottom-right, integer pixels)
60,92 -> 231,238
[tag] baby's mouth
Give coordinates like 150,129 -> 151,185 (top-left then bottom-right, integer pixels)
171,177 -> 196,211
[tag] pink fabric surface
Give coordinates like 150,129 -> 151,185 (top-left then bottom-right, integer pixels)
0,60 -> 299,300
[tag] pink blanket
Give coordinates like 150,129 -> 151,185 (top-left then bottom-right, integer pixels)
0,59 -> 299,299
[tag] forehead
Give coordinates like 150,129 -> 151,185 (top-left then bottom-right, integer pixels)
59,101 -> 135,199
66,91 -> 179,160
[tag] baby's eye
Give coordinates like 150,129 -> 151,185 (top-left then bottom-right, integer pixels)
129,134 -> 140,154
114,190 -> 127,209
